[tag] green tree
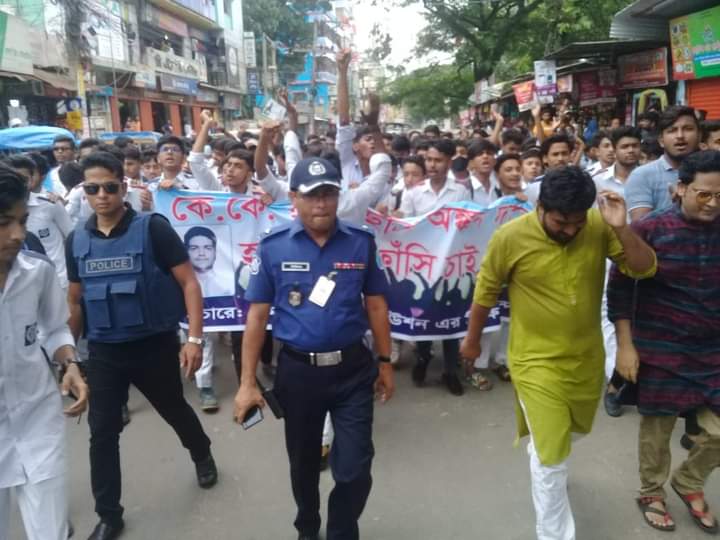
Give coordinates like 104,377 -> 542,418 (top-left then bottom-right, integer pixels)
382,64 -> 474,124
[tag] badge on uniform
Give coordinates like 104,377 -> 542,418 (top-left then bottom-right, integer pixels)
24,322 -> 38,346
38,228 -> 50,239
309,275 -> 336,307
288,288 -> 303,307
333,262 -> 366,270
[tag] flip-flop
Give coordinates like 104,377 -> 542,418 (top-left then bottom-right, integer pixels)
671,483 -> 719,534
467,372 -> 493,391
636,497 -> 676,532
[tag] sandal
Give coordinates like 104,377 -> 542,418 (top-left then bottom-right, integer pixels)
671,483 -> 719,534
493,365 -> 511,382
467,372 -> 493,391
636,496 -> 676,532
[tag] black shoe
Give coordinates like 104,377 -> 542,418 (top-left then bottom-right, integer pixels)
412,361 -> 428,387
603,390 -> 623,417
87,520 -> 124,540
68,520 -> 74,538
298,535 -> 319,540
195,455 -> 218,488
442,372 -> 464,396
121,405 -> 131,426
680,433 -> 696,451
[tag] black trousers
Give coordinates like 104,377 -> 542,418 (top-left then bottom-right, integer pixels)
86,331 -> 211,525
274,344 -> 378,540
230,330 -> 273,385
416,339 -> 459,374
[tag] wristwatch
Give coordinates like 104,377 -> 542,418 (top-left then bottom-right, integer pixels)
377,355 -> 391,364
187,336 -> 206,347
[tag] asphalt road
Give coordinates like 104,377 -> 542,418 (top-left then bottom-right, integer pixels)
8,340 -> 719,540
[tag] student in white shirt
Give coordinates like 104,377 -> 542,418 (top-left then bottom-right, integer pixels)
0,167 -> 87,540
467,139 -> 499,207
586,130 -> 615,178
153,136 -> 199,191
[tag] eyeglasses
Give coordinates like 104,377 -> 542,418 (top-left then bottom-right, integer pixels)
159,146 -> 182,154
83,182 -> 122,195
691,187 -> 720,205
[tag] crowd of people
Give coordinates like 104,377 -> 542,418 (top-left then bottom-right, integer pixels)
1,47 -> 719,540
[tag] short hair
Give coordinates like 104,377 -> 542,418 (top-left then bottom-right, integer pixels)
325,128 -> 336,140
423,124 -> 440,137
79,138 -> 101,151
184,226 -> 217,248
97,144 -> 125,163
521,138 -> 540,152
658,106 -> 699,133
521,147 -> 542,161
141,149 -> 158,164
382,132 -> 394,142
540,134 -> 572,157
59,162 -> 84,190
391,135 -> 411,154
81,151 -> 125,181
467,139 -> 497,160
27,152 -> 50,176
113,136 -> 134,149
402,154 -> 426,174
640,137 -> 663,160
494,153 -> 521,172
53,134 -> 75,147
352,126 -> 377,143
428,138 -> 456,159
210,137 -> 233,152
454,139 -> 468,149
589,130 -> 611,149
5,155 -> 37,176
123,146 -> 141,161
321,150 -> 341,174
305,140 -> 324,157
157,135 -> 187,155
638,111 -> 659,125
610,126 -> 642,147
222,149 -> 254,171
701,120 -> 720,143
678,150 -> 720,185
501,129 -> 525,147
412,139 -> 429,153
0,164 -> 29,213
538,166 -> 597,214
224,141 -> 245,153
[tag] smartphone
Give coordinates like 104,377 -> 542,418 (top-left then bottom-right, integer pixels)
241,406 -> 264,430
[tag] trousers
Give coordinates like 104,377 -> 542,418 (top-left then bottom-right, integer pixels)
230,330 -> 273,385
275,344 -> 378,540
86,331 -> 212,525
0,473 -> 68,540
416,339 -> 459,374
194,332 -> 216,389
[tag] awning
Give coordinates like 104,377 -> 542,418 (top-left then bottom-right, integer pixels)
610,0 -> 719,40
31,69 -> 77,91
544,40 -> 667,62
0,70 -> 29,81
147,0 -> 220,30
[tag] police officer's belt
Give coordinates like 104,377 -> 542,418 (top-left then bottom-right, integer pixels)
283,342 -> 365,367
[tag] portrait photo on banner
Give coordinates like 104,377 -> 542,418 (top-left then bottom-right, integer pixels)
178,224 -> 235,299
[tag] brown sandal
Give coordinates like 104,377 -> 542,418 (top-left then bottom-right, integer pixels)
671,484 -> 719,534
493,365 -> 511,382
636,496 -> 676,532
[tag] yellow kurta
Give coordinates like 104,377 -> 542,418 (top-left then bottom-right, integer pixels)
473,209 -> 656,465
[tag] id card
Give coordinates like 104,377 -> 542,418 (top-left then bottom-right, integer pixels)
308,276 -> 336,307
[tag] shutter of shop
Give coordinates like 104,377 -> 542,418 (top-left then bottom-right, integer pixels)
688,78 -> 720,120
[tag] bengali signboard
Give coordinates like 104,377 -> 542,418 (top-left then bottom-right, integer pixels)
148,48 -> 207,83
534,60 -> 557,103
578,70 -> 617,106
512,81 -> 537,112
670,6 -> 720,81
159,73 -> 199,95
617,48 -> 669,89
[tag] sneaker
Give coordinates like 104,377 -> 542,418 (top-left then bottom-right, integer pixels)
199,387 -> 219,412
195,455 -> 218,488
412,361 -> 428,386
603,389 -> 623,417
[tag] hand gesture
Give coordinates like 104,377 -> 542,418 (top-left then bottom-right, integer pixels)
616,342 -> 639,383
492,109 -> 504,125
336,48 -> 352,73
277,88 -> 295,112
531,103 -> 542,118
61,363 -> 88,417
179,342 -> 202,379
459,337 -> 481,375
233,384 -> 266,425
375,364 -> 395,403
201,109 -> 217,129
361,93 -> 380,127
597,190 -> 628,229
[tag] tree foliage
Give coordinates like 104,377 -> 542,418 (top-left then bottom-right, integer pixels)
382,64 -> 474,124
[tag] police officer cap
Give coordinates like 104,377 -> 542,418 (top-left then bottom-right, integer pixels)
290,157 -> 341,194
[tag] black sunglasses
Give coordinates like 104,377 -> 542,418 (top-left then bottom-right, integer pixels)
83,182 -> 122,195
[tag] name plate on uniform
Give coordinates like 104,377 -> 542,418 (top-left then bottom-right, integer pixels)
85,256 -> 135,274
281,262 -> 310,272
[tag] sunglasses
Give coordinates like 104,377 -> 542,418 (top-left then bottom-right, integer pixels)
691,187 -> 720,205
83,182 -> 122,195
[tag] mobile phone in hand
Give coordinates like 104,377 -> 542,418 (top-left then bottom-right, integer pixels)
241,406 -> 264,430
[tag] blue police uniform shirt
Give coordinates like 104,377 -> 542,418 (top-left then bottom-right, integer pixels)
245,218 -> 388,352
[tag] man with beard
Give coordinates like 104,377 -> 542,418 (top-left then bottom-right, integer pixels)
461,166 -> 656,540
625,106 -> 700,222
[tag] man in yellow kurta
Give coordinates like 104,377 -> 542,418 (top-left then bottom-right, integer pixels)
461,166 -> 656,540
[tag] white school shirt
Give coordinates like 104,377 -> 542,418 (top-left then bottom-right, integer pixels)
188,151 -> 223,191
336,123 -> 367,189
26,193 -> 73,288
470,173 -> 500,208
399,177 -> 472,217
0,251 -> 75,488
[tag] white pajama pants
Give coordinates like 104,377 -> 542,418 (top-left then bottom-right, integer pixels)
194,333 -> 216,389
473,322 -> 509,369
0,474 -> 68,540
527,439 -> 575,540
601,263 -> 616,381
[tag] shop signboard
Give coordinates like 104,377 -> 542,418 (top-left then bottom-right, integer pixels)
148,48 -> 207,82
617,48 -> 668,89
223,93 -> 242,110
244,32 -> 257,69
225,42 -> 242,87
247,69 -> 259,95
143,4 -> 189,37
196,88 -> 219,103
670,5 -> 720,81
534,60 -> 557,103
0,12 -> 34,76
134,69 -> 157,90
159,73 -> 199,95
512,80 -> 537,112
578,70 -> 617,106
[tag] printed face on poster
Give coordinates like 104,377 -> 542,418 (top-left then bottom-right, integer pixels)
178,224 -> 234,298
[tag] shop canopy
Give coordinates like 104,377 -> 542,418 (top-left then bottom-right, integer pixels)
611,0 -> 720,40
0,126 -> 75,151
544,40 -> 667,62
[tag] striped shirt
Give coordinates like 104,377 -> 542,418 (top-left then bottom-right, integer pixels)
607,205 -> 720,416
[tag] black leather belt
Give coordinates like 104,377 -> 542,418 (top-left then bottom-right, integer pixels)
282,342 -> 365,367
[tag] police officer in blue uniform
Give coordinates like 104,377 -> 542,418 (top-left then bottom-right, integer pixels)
65,152 -> 217,540
233,157 -> 395,540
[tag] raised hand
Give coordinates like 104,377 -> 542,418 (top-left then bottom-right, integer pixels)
598,190 -> 628,229
336,48 -> 352,73
361,93 -> 381,127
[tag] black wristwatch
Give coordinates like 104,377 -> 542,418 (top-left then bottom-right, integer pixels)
377,355 -> 391,364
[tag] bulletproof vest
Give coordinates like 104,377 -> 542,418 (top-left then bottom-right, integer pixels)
73,213 -> 186,342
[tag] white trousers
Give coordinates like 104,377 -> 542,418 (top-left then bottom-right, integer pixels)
194,333 -> 216,389
527,439 -> 575,540
601,263 -> 616,381
0,474 -> 68,540
473,322 -> 509,369
322,413 -> 334,447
